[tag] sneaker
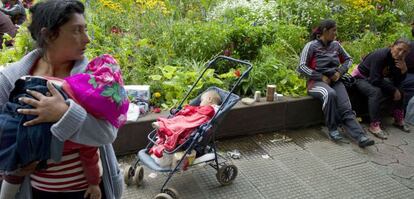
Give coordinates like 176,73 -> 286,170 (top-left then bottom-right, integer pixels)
358,135 -> 375,148
369,121 -> 387,139
392,122 -> 410,133
328,130 -> 343,141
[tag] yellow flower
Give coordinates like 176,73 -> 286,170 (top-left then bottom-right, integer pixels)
154,92 -> 161,98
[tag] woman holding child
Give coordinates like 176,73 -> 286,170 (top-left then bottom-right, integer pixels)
297,19 -> 375,148
0,0 -> 123,198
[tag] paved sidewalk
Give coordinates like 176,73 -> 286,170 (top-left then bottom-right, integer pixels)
118,119 -> 414,199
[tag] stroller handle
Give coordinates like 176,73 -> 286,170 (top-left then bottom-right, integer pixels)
175,55 -> 253,111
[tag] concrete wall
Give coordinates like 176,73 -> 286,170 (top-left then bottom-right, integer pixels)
113,96 -> 324,155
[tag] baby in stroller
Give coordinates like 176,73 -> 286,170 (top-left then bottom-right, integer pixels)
149,90 -> 222,168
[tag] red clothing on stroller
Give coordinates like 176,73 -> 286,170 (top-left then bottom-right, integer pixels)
150,105 -> 215,158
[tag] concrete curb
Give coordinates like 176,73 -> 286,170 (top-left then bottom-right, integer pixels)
113,96 -> 324,155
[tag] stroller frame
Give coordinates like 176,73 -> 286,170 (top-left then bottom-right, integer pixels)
124,56 -> 253,199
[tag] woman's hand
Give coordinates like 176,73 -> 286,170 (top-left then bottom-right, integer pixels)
17,81 -> 69,126
394,89 -> 402,101
15,161 -> 39,176
322,75 -> 331,85
395,59 -> 407,74
84,184 -> 102,199
330,71 -> 341,82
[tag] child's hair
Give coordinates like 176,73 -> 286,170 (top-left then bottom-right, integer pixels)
201,90 -> 222,105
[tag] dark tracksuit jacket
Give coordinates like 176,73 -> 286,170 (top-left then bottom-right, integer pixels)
357,48 -> 406,96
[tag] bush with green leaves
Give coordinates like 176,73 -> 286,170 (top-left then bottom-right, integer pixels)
2,0 -> 414,109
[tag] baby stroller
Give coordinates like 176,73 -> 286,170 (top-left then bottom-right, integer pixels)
124,56 -> 253,199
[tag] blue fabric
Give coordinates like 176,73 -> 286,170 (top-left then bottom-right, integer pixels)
0,77 -> 66,172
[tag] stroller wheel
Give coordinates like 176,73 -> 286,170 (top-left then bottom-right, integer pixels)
133,166 -> 144,187
163,187 -> 179,199
216,164 -> 238,185
154,193 -> 173,199
124,166 -> 134,186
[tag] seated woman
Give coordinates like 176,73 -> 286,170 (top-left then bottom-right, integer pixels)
401,21 -> 414,112
0,0 -> 26,25
352,38 -> 411,139
150,90 -> 221,158
0,11 -> 16,48
297,19 -> 374,148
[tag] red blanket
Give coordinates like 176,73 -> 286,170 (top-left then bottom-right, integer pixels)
150,105 -> 215,157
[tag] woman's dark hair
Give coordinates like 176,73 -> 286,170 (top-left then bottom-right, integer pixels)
310,19 -> 336,40
392,38 -> 411,48
28,0 -> 84,50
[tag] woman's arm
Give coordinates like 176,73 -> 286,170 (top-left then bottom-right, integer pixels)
368,58 -> 397,96
336,42 -> 353,75
0,73 -> 13,105
51,99 -> 117,147
18,81 -> 117,147
297,41 -> 323,81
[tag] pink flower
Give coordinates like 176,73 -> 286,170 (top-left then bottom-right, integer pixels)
87,58 -> 104,72
102,54 -> 118,64
113,71 -> 124,85
96,71 -> 115,85
87,54 -> 118,72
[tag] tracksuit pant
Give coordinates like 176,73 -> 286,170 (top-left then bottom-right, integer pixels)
308,81 -> 365,140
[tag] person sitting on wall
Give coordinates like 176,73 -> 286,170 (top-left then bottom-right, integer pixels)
297,19 -> 375,148
351,38 -> 411,139
401,21 -> 414,112
0,0 -> 26,25
0,11 -> 16,48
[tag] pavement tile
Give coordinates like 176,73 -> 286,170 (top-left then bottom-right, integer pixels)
390,164 -> 414,179
123,167 -> 206,199
236,158 -> 318,199
304,141 -> 366,169
336,163 -> 414,199
384,133 -> 409,146
217,136 -> 269,161
400,144 -> 414,154
396,153 -> 414,167
252,132 -> 303,156
369,152 -> 398,166
276,151 -> 370,199
375,143 -> 404,156
193,165 -> 264,199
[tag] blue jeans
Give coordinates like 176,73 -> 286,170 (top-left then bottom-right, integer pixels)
0,77 -> 66,172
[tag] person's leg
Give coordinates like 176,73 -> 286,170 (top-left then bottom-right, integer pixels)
401,73 -> 414,111
308,81 -> 342,140
332,81 -> 374,147
392,89 -> 410,132
0,175 -> 23,199
354,79 -> 386,138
